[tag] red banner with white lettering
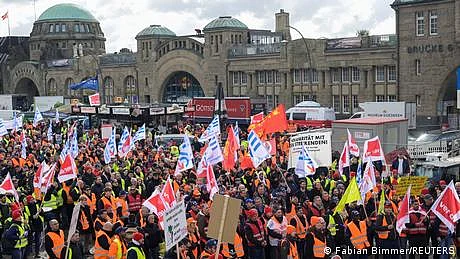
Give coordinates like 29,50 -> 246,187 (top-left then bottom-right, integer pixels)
431,181 -> 460,232
224,98 -> 251,120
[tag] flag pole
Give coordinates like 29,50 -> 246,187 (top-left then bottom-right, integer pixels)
7,10 -> 10,36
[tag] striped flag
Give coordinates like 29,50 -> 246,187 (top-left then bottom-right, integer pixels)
59,141 -> 69,163
234,122 -> 240,147
20,131 -> 27,159
199,116 -> 220,142
203,135 -> 223,165
248,130 -> 271,168
47,122 -> 53,142
118,126 -> 129,154
69,130 -> 79,158
295,144 -> 318,177
0,119 -> 7,137
104,127 -> 117,164
133,124 -> 146,142
175,135 -> 194,173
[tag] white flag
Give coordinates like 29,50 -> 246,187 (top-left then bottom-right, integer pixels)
104,127 -> 117,164
295,144 -> 318,177
133,124 -> 146,142
203,135 -> 223,165
33,107 -> 43,127
0,119 -> 7,137
248,130 -> 271,168
118,126 -> 129,154
47,123 -> 53,142
175,135 -> 194,173
199,116 -> 220,142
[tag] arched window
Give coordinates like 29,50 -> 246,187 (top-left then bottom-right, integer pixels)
48,78 -> 57,95
124,75 -> 137,103
65,78 -> 74,97
103,77 -> 114,104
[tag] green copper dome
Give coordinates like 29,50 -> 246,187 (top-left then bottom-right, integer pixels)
37,3 -> 97,22
136,25 -> 176,38
203,16 -> 248,31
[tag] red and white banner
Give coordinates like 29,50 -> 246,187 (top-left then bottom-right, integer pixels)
396,185 -> 411,234
362,136 -> 386,163
143,190 -> 168,229
161,178 -> 177,208
89,93 -> 100,106
58,154 -> 78,183
430,181 -> 460,232
40,163 -> 57,193
251,112 -> 264,124
225,98 -> 251,120
34,161 -> 49,188
185,98 -> 215,118
0,173 -> 19,200
338,142 -> 349,176
263,138 -> 277,156
347,129 -> 360,157
206,164 -> 219,200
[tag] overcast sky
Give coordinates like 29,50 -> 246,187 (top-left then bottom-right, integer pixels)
0,0 -> 396,53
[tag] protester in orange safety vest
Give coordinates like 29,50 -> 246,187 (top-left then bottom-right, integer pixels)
285,225 -> 299,259
95,222 -> 114,259
45,219 -> 65,259
375,201 -> 398,259
305,216 -> 327,259
289,206 -> 307,259
108,226 -> 127,259
78,195 -> 94,255
186,217 -> 200,259
346,210 -> 371,251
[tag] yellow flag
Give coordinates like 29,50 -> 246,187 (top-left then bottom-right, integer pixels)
334,177 -> 361,215
378,190 -> 386,215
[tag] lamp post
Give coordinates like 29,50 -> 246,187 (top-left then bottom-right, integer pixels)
288,25 -> 313,104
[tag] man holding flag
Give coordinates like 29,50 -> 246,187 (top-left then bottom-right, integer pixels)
405,199 -> 429,259
375,199 -> 398,259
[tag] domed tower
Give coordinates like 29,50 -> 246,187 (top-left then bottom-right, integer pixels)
135,25 -> 176,62
29,3 -> 106,61
203,16 -> 248,57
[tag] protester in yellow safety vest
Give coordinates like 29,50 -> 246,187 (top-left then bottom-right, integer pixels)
3,210 -> 28,259
127,232 -> 146,259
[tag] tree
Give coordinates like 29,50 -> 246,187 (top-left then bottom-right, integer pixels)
357,30 -> 369,37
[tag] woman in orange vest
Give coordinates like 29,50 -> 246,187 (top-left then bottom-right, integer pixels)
186,218 -> 200,259
305,216 -> 327,259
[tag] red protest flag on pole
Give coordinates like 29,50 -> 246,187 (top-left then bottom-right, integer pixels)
143,190 -> 168,229
0,172 -> 19,200
430,180 -> 460,232
40,163 -> 57,194
252,104 -> 288,135
396,185 -> 411,234
206,164 -> 219,200
1,11 -> 7,20
58,154 -> 78,183
362,136 -> 386,163
240,154 -> 254,170
223,125 -> 238,171
161,177 -> 176,208
347,128 -> 360,157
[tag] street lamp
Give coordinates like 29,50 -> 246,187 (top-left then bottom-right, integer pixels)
287,25 -> 314,104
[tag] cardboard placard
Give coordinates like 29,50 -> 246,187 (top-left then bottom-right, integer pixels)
207,194 -> 242,244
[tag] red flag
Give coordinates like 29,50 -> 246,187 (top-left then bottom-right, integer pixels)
338,142 -> 349,176
161,177 -> 176,208
206,164 -> 219,200
41,163 -> 56,193
430,181 -> 460,232
0,173 -> 18,200
119,134 -> 132,158
196,155 -> 209,178
223,126 -> 238,171
143,190 -> 167,229
240,155 -> 254,170
396,185 -> 411,234
252,104 -> 288,135
248,112 -> 264,129
58,154 -> 77,183
1,11 -> 7,21
347,129 -> 360,157
34,161 -> 50,188
362,136 -> 386,163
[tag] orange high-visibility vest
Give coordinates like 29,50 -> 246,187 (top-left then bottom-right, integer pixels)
347,220 -> 370,250
222,233 -> 244,258
285,207 -> 296,222
293,215 -> 307,239
101,196 -> 117,211
80,211 -> 90,231
312,233 -> 326,258
63,183 -> 74,205
46,230 -> 65,258
289,241 -> 299,259
94,231 -> 112,259
117,198 -> 129,218
188,232 -> 199,259
376,216 -> 389,240
108,235 -> 126,259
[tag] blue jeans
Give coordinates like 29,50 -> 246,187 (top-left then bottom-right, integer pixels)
247,246 -> 265,259
11,248 -> 25,259
439,235 -> 452,259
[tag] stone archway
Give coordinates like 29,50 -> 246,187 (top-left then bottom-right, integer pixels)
15,77 -> 40,110
161,71 -> 204,103
438,67 -> 459,128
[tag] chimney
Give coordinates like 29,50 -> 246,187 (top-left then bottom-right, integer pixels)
275,9 -> 291,41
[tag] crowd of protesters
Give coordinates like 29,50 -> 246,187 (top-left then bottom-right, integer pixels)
0,117 -> 458,259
